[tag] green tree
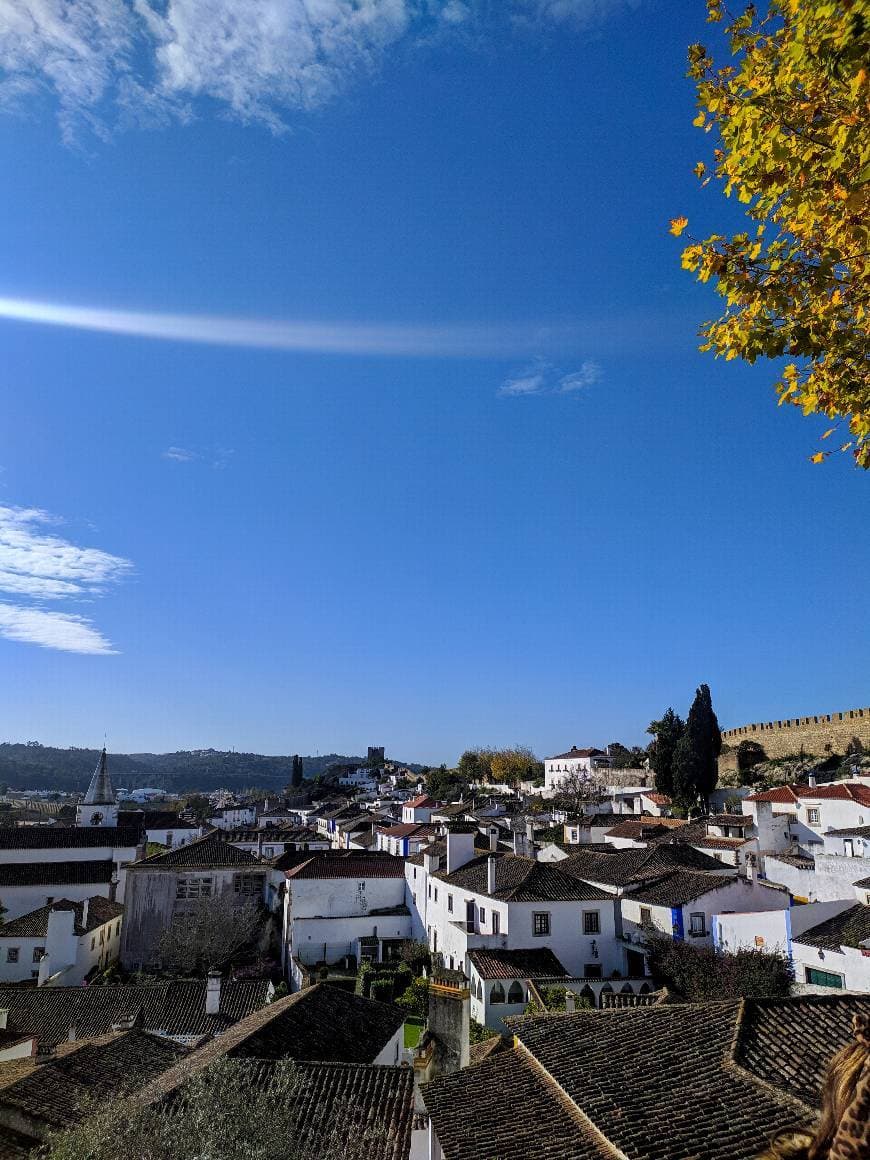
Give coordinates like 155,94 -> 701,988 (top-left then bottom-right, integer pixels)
395,976 -> 429,1019
675,1 -> 870,467
157,896 -> 264,975
290,755 -> 304,789
183,795 -> 213,823
672,684 -> 722,809
43,1057 -> 386,1160
647,708 -> 685,798
646,931 -> 793,1000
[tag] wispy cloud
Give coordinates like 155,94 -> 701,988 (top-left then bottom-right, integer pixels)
0,295 -> 582,359
0,604 -> 118,655
0,505 -> 131,653
498,358 -> 602,397
162,445 -> 234,468
0,1 -> 635,139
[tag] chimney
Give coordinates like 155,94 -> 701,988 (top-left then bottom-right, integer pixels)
512,831 -> 528,858
445,824 -> 476,873
37,953 -> 51,988
487,856 -> 497,895
423,851 -> 439,874
0,1009 -> 7,1029
109,872 -> 119,903
488,827 -> 498,852
68,1025 -> 76,1042
81,898 -> 89,930
565,991 -> 576,1014
206,968 -> 222,1016
257,834 -> 264,858
808,772 -> 817,788
111,1012 -> 136,1033
426,971 -> 471,1075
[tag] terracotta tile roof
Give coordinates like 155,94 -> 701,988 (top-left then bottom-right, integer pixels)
455,996 -> 870,1160
0,826 -> 140,850
0,859 -> 115,888
436,853 -> 612,903
709,813 -> 754,827
0,896 -> 123,939
603,819 -> 679,841
641,792 -> 671,805
468,1035 -> 506,1065
404,794 -> 437,808
747,782 -> 870,806
135,833 -> 264,869
793,903 -> 870,952
130,810 -> 199,830
559,844 -> 726,888
467,948 -> 569,980
695,834 -> 751,849
423,1045 -> 606,1160
158,984 -> 404,1065
0,1029 -> 188,1130
625,869 -> 739,907
546,747 -> 606,761
375,822 -> 438,839
825,824 -> 870,838
0,979 -> 270,1045
732,994 -> 870,1107
215,827 -> 321,844
855,875 -> 870,888
285,851 -> 406,879
766,853 -> 815,869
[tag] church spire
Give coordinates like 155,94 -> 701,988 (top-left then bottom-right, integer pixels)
83,747 -> 115,805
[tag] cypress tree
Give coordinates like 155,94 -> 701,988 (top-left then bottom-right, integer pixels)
648,708 -> 685,798
290,754 -> 303,789
672,684 -> 721,809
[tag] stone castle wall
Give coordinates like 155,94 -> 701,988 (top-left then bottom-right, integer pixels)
721,707 -> 870,760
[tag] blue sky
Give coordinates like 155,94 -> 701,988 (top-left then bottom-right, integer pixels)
0,0 -> 866,765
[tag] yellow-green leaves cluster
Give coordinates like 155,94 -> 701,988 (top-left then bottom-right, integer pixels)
681,0 -> 870,467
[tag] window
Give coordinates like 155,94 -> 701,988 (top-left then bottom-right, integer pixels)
490,982 -> 506,1004
6,948 -> 19,963
492,911 -> 500,935
434,888 -> 438,902
639,907 -> 653,928
447,894 -> 453,913
427,884 -> 431,899
805,966 -> 844,989
689,913 -> 706,937
533,912 -> 551,937
584,964 -> 603,979
479,907 -> 486,925
91,937 -> 96,950
844,839 -> 855,857
807,808 -> 821,825
177,876 -> 213,900
583,911 -> 600,935
507,982 -> 524,1004
33,947 -> 45,963
233,873 -> 265,896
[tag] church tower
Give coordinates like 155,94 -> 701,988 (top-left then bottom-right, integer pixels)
76,748 -> 118,827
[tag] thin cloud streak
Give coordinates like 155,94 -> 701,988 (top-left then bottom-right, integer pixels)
0,296 -> 586,358
0,603 -> 118,654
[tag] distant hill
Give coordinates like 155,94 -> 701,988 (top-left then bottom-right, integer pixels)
0,743 -> 425,795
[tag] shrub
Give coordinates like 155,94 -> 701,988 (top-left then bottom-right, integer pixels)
395,976 -> 428,1019
369,978 -> 394,1004
646,932 -> 793,1000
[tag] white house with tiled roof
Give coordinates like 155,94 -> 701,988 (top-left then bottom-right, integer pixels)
0,896 -> 123,986
543,746 -> 612,794
281,851 -> 411,987
406,826 -> 622,995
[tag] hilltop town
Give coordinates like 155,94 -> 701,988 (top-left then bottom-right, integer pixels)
0,699 -> 868,1158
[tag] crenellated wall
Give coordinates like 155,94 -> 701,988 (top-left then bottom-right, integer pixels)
721,707 -> 870,759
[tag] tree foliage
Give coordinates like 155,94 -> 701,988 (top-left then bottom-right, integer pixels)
43,1057 -> 387,1160
157,895 -> 265,975
672,684 -> 722,808
290,754 -> 304,788
677,0 -> 870,466
647,708 -> 686,798
646,931 -> 793,1000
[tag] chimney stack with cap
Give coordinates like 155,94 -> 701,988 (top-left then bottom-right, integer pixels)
487,856 -> 497,896
206,968 -> 222,1016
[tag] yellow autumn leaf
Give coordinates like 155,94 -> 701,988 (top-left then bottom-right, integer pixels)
810,453 -> 825,464
669,216 -> 689,237
821,428 -> 835,439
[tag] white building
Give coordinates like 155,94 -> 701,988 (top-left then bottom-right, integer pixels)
281,851 -> 411,987
0,896 -> 124,986
402,795 -> 438,825
406,827 -> 622,1003
543,747 -> 612,795
76,749 -> 118,829
743,781 -> 870,856
791,901 -> 870,992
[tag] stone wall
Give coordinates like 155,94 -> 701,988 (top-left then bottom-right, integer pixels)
721,707 -> 870,760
